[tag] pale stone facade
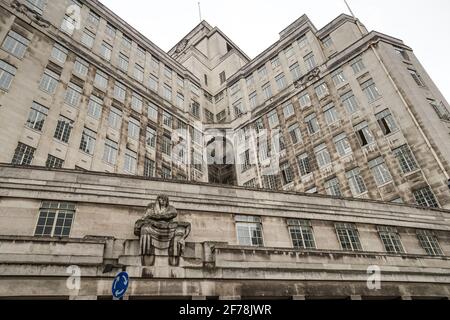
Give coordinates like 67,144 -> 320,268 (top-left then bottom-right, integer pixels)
0,0 -> 450,299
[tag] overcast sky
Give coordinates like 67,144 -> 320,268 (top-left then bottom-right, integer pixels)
101,0 -> 450,101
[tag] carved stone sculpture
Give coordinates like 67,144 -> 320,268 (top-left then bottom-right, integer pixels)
134,195 -> 191,266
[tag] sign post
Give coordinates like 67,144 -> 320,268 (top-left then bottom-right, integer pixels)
112,271 -> 129,300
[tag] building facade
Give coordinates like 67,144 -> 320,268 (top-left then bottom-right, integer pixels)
0,0 -> 450,299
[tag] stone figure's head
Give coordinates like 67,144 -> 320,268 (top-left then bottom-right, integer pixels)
156,194 -> 169,208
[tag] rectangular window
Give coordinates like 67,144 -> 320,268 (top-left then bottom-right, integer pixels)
413,187 -> 439,208
34,202 -> 75,237
378,226 -> 405,254
163,111 -> 173,127
395,47 -> 410,61
124,149 -> 137,174
280,162 -> 294,185
191,101 -> 201,118
258,66 -> 267,78
332,69 -> 346,86
369,156 -> 393,186
118,53 -> 129,71
161,135 -> 172,156
268,110 -> 279,128
288,219 -> 315,249
163,84 -> 172,101
122,35 -> 132,49
288,123 -> 302,145
305,113 -> 320,135
39,68 -> 59,94
230,83 -> 240,97
283,103 -> 295,119
137,46 -> 146,59
164,65 -> 172,79
297,153 -> 311,176
354,121 -> 375,147
341,91 -> 359,114
134,64 -> 144,82
393,145 -> 419,174
333,133 -> 352,157
176,92 -> 184,109
271,56 -> 281,68
94,70 -> 108,90
161,165 -> 172,179
74,58 -> 89,77
351,57 -> 365,74
314,82 -> 329,99
249,91 -> 258,109
298,36 -> 308,48
285,46 -> 295,58
235,215 -> 264,247
275,73 -> 287,90
105,23 -> 116,37
81,29 -> 95,48
376,109 -> 398,135
246,74 -> 254,86
114,82 -> 126,102
88,11 -> 100,25
323,103 -> 339,125
51,44 -> 68,64
304,52 -> 316,71
361,79 -> 381,102
128,118 -> 140,140
100,42 -> 112,61
149,74 -> 158,92
240,149 -> 251,173
45,154 -> 64,168
298,92 -> 311,108
25,0 -> 46,14
2,30 -> 30,59
79,127 -> 96,155
148,103 -> 158,121
151,57 -> 160,70
61,14 -> 76,35
346,168 -> 367,196
144,158 -> 155,178
26,102 -> 48,131
103,139 -> 118,165
335,223 -> 363,251
409,69 -> 425,87
417,230 -> 443,256
290,62 -> 302,81
108,106 -> 122,130
314,143 -> 331,168
262,175 -> 278,190
64,82 -> 83,108
323,36 -> 333,48
233,100 -> 244,118
325,177 -> 342,197
12,142 -> 35,165
87,95 -> 103,119
219,71 -> 226,84
146,127 -> 156,148
131,93 -> 143,113
54,116 -> 72,143
0,59 -> 17,91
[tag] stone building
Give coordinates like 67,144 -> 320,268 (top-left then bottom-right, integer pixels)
0,0 -> 450,299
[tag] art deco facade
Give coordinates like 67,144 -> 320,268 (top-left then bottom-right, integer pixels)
0,0 -> 450,300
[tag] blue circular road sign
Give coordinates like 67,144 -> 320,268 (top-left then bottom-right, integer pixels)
112,271 -> 129,299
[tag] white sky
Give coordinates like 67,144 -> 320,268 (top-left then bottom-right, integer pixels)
101,0 -> 450,101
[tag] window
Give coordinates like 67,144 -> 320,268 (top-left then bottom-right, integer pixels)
105,23 -> 116,37
64,82 -> 82,107
219,71 -> 226,84
262,83 -> 272,100
216,110 -> 226,123
258,139 -> 269,161
2,30 -> 30,59
248,91 -> 258,109
73,58 -> 89,77
124,149 -> 137,174
128,118 -> 140,140
51,44 -> 68,64
0,60 -> 17,91
191,100 -> 201,118
192,150 -> 203,172
88,11 -> 100,25
333,133 -> 352,157
108,106 -> 122,130
134,64 -> 144,82
131,93 -> 143,113
354,121 -> 375,147
283,103 -> 295,119
233,100 -> 244,118
376,109 -> 398,135
369,157 -> 392,186
39,68 -> 59,94
94,70 -> 108,90
148,103 -> 158,121
341,91 -> 359,114
79,128 -> 96,155
151,57 -> 160,70
46,154 -> 64,168
244,179 -> 257,188
163,111 -> 173,127
100,42 -> 112,61
137,46 -> 146,59
164,66 -> 172,79
298,92 -> 311,108
12,142 -> 35,165
161,135 -> 172,156
288,219 -> 315,249
271,56 -> 281,68
417,230 -> 443,256
175,92 -> 184,109
428,99 -> 450,120
163,84 -> 172,101
161,166 -> 172,179
146,127 -> 156,148
240,150 -> 251,172
332,69 -> 346,86
235,215 -> 264,247
122,35 -> 132,49
297,153 -> 311,176
258,66 -> 267,78
393,145 -> 419,174
246,74 -> 255,86
304,52 -> 316,71
262,175 -> 278,190
305,113 -> 320,135
54,116 -> 72,143
26,102 -> 48,131
335,223 -> 362,251
205,109 -> 214,123
361,79 -> 381,102
315,82 -> 329,99
346,168 -> 367,196
377,226 -> 405,254
314,143 -> 331,168
395,47 -> 410,61
103,139 -> 118,165
114,82 -> 126,102
409,69 -> 425,87
289,63 -> 302,81
288,124 -> 302,145
144,158 -> 155,178
323,103 -> 339,125
280,162 -> 294,185
118,53 -> 129,71
298,36 -> 308,48
230,83 -> 240,97
81,29 -> 95,48
323,36 -> 333,48
34,202 -> 75,237
351,57 -> 365,74
61,14 -> 77,35
267,110 -> 279,128
25,0 -> 46,14
275,73 -> 287,90
149,75 -> 158,92
285,46 -> 295,58
87,95 -> 103,119
413,187 -> 439,208
325,177 -> 342,197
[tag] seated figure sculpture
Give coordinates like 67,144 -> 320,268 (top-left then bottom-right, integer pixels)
134,195 -> 191,266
